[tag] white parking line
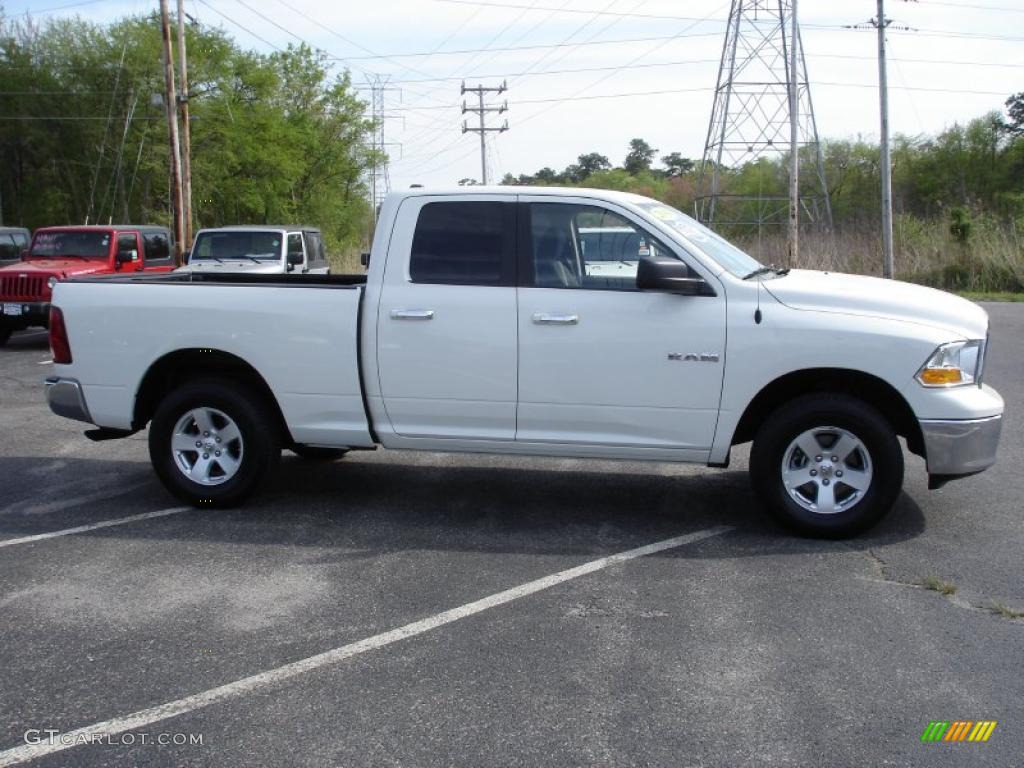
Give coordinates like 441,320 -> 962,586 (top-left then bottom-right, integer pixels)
0,507 -> 192,549
0,525 -> 732,766
1,481 -> 153,517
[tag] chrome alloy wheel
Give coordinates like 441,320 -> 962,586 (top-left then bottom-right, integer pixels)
171,407 -> 244,486
780,426 -> 873,515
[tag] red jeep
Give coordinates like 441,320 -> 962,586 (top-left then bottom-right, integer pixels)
0,225 -> 174,345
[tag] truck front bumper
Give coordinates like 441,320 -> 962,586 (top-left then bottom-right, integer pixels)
45,377 -> 92,424
921,414 -> 1002,488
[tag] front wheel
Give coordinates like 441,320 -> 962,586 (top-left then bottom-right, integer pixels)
148,378 -> 280,507
0,325 -> 11,347
750,393 -> 904,538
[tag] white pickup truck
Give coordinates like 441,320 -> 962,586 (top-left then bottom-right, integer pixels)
44,187 -> 1003,537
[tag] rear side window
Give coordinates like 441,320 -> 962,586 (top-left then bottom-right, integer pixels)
410,201 -> 515,286
142,232 -> 171,263
304,232 -> 326,268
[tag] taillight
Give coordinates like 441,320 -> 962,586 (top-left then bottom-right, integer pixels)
49,306 -> 72,364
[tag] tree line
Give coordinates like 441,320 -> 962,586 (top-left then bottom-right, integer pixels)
501,100 -> 1024,239
0,11 -> 380,255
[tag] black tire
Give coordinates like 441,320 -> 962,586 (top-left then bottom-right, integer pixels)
148,377 -> 280,508
290,445 -> 349,461
0,325 -> 11,347
750,393 -> 904,538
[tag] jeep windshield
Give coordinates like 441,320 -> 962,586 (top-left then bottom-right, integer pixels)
29,231 -> 111,259
191,231 -> 282,261
635,202 -> 762,277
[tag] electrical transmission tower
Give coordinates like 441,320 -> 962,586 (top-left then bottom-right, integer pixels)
363,75 -> 402,219
461,81 -> 508,185
696,0 -> 831,235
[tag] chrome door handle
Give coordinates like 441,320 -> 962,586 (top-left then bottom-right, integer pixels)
533,313 -> 578,325
390,309 -> 435,320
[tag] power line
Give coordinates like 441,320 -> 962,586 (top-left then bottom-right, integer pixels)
433,0 -> 727,23
10,0 -> 106,16
3,48 -> 1020,90
437,0 -> 1024,18
922,0 -> 1024,12
194,0 -> 285,51
387,81 -> 1013,112
334,31 -> 725,61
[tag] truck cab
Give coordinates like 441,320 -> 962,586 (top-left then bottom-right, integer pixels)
178,226 -> 330,275
0,225 -> 173,345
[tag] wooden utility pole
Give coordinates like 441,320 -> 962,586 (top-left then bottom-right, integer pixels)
460,81 -> 508,185
875,0 -> 894,278
176,0 -> 193,250
159,0 -> 184,264
787,0 -> 799,262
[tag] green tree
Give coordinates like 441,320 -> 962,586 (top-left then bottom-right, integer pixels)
1004,92 -> 1024,137
661,152 -> 694,177
0,13 -> 376,256
623,138 -> 657,175
576,152 -> 611,178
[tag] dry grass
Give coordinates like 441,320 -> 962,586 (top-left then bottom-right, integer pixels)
736,219 -> 1024,293
990,601 -> 1024,620
919,574 -> 958,596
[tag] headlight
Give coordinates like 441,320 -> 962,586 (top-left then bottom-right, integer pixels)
47,276 -> 58,290
916,340 -> 983,387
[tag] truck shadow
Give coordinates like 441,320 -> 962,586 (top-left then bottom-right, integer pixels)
2,329 -> 49,350
0,453 -> 926,557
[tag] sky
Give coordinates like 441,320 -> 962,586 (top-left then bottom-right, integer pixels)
6,0 -> 1024,190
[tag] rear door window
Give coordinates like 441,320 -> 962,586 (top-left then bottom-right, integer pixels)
142,232 -> 171,264
287,233 -> 305,267
409,201 -> 515,286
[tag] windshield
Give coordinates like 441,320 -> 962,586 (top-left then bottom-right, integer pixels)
635,202 -> 762,277
29,231 -> 111,259
191,231 -> 283,261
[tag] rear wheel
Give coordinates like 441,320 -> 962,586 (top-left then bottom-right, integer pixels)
750,393 -> 904,538
149,378 -> 280,507
290,445 -> 348,461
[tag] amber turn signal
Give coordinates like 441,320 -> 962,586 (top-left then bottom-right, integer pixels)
918,367 -> 963,386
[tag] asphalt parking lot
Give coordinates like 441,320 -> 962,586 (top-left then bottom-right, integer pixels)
1,304 -> 1022,768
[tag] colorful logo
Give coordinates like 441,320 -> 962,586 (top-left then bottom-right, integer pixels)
921,721 -> 997,742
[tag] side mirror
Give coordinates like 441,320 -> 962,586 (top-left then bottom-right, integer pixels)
182,249 -> 191,263
360,252 -> 370,268
116,249 -> 138,264
286,251 -> 303,271
20,249 -> 29,260
637,258 -> 715,296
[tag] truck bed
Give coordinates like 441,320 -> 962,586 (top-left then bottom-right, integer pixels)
51,273 -> 375,449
